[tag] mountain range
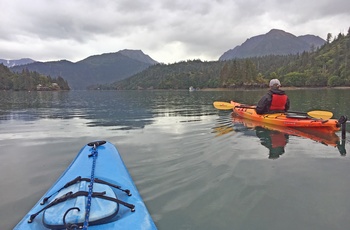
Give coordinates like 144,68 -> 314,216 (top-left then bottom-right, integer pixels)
4,29 -> 326,89
0,58 -> 35,67
9,50 -> 158,89
219,29 -> 326,60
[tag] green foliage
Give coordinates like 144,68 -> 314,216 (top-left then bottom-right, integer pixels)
328,75 -> 345,86
282,72 -> 307,87
305,75 -> 328,87
0,64 -> 70,91
220,59 -> 262,87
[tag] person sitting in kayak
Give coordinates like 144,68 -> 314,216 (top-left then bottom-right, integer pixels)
256,79 -> 290,114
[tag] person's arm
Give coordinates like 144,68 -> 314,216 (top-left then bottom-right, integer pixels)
256,94 -> 271,114
285,97 -> 290,111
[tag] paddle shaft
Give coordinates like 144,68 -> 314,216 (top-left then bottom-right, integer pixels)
234,105 -> 310,115
213,101 -> 334,119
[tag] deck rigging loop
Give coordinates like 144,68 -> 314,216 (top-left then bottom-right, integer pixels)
63,207 -> 80,230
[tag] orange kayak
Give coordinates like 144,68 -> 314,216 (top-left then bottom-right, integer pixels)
230,101 -> 341,131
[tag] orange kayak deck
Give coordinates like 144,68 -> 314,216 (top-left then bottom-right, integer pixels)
230,101 -> 340,132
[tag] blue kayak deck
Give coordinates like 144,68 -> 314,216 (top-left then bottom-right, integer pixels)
14,141 -> 157,229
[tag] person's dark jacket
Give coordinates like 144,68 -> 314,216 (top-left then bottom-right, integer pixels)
256,88 -> 290,115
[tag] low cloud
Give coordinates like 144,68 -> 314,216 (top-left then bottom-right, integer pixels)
1,0 -> 349,63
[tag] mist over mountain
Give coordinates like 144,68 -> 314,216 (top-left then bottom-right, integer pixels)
10,49 -> 158,89
219,29 -> 326,60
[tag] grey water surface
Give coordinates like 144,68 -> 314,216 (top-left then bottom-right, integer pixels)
1,89 -> 350,230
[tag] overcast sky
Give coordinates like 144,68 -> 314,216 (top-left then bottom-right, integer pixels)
1,0 -> 349,64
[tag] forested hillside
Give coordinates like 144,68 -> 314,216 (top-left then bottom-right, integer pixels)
111,28 -> 350,90
112,60 -> 224,90
0,64 -> 70,91
10,50 -> 157,90
277,31 -> 350,87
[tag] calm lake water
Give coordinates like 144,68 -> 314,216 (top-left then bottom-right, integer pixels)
1,89 -> 350,230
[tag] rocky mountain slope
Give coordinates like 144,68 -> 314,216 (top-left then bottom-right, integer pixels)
219,29 -> 325,60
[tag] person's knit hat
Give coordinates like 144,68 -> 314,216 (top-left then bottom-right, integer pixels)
269,79 -> 281,87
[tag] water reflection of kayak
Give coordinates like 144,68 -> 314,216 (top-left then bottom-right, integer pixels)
231,114 -> 340,147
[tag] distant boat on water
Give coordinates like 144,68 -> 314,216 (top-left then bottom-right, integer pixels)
189,86 -> 199,92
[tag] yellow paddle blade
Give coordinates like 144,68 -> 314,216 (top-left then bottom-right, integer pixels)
307,110 -> 333,120
213,101 -> 234,110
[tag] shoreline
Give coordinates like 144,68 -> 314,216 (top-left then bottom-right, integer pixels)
199,86 -> 350,91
